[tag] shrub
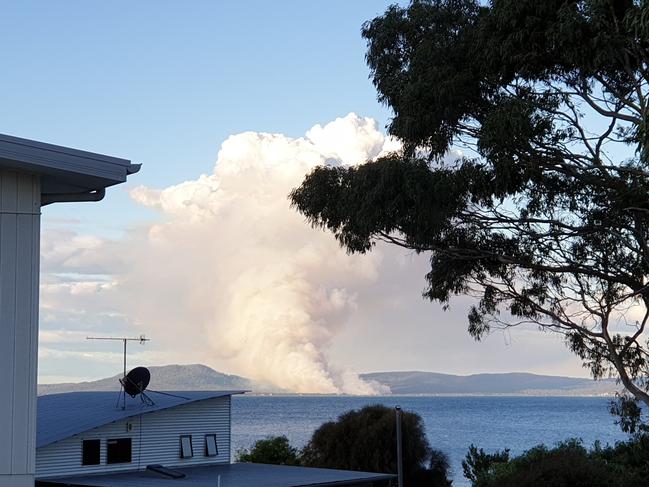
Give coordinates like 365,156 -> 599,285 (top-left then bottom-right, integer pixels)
466,436 -> 649,487
236,435 -> 300,466
475,441 -> 614,487
591,434 -> 649,485
462,444 -> 510,483
301,404 -> 451,486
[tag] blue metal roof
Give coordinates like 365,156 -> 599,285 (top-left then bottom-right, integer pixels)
37,391 -> 245,448
41,462 -> 396,487
0,133 -> 140,197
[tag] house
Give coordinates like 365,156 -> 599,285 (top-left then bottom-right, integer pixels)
0,134 -> 394,487
35,391 -> 239,479
35,390 -> 394,487
0,133 -> 140,487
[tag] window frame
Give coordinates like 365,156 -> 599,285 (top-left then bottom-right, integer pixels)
81,439 -> 101,466
180,434 -> 193,459
205,434 -> 218,457
106,437 -> 132,464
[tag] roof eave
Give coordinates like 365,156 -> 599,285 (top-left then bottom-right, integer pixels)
0,133 -> 140,195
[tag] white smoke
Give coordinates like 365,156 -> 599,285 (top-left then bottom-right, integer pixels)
115,114 -> 394,394
40,113 -> 592,386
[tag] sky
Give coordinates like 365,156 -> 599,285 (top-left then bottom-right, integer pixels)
1,1 -> 589,391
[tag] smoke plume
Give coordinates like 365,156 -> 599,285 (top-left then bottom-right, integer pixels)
116,114 -> 394,393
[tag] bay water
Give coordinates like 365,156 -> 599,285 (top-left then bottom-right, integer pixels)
231,395 -> 628,486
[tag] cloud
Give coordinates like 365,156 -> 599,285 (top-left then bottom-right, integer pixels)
39,329 -> 92,343
40,113 -> 591,391
42,114 -> 399,394
125,114 -> 396,393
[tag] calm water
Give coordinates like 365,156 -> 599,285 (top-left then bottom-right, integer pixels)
231,395 -> 628,486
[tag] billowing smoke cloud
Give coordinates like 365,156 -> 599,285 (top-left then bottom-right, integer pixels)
45,114 -> 399,393
126,114 -> 397,393
132,114 -> 398,393
40,113 -> 592,388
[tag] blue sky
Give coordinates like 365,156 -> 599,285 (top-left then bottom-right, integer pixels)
3,1 -> 594,388
1,1 -> 396,235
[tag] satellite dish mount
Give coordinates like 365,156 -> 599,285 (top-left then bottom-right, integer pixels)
120,366 -> 154,407
86,335 -> 151,409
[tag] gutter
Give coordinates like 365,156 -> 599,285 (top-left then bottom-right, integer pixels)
41,188 -> 105,206
127,163 -> 142,175
41,162 -> 141,206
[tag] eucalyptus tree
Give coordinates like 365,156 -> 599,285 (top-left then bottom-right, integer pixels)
290,0 -> 649,427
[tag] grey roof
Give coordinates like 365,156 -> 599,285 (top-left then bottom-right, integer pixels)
37,391 -> 245,448
41,462 -> 396,487
0,133 -> 140,195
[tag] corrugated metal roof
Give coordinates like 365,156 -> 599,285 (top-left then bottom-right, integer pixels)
0,133 -> 140,195
37,391 -> 245,448
40,462 -> 396,487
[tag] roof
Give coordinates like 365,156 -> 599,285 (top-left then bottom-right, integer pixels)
39,462 -> 396,487
37,391 -> 246,448
0,133 -> 140,196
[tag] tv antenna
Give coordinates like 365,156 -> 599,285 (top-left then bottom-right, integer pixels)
86,335 -> 150,409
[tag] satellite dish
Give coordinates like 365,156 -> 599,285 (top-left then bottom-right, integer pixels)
121,366 -> 151,398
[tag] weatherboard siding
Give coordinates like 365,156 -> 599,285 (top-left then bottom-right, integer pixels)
0,171 -> 40,485
36,396 -> 231,479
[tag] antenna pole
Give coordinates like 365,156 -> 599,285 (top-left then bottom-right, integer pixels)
86,335 -> 150,410
123,339 -> 127,410
395,406 -> 403,487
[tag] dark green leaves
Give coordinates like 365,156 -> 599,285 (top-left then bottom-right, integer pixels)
290,156 -> 474,253
362,0 -> 485,156
292,0 -> 649,422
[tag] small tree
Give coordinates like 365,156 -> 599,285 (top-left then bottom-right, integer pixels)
462,444 -> 510,484
291,0 -> 649,425
301,404 -> 451,486
236,435 -> 300,466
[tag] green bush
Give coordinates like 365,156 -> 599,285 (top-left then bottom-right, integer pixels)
465,436 -> 649,487
236,435 -> 300,466
235,406 -> 452,486
462,444 -> 510,483
301,404 -> 451,486
476,441 -> 614,487
592,435 -> 649,485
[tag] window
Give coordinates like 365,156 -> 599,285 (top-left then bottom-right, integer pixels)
180,435 -> 193,459
82,439 -> 100,466
205,434 -> 218,457
106,438 -> 132,464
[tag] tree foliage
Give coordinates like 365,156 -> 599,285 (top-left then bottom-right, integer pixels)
301,404 -> 451,486
290,0 -> 649,417
236,435 -> 300,466
462,444 -> 510,483
465,437 -> 649,486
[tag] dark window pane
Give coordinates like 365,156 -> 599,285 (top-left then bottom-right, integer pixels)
107,438 -> 132,464
180,435 -> 193,459
205,434 -> 218,457
82,439 -> 100,466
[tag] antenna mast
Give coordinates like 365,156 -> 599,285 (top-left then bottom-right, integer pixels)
86,335 -> 150,409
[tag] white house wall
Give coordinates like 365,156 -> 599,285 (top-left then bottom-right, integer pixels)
36,396 -> 231,479
0,171 -> 40,487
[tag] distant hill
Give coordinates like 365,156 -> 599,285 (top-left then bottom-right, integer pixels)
37,364 -> 269,396
38,364 -> 619,396
361,371 -> 619,396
